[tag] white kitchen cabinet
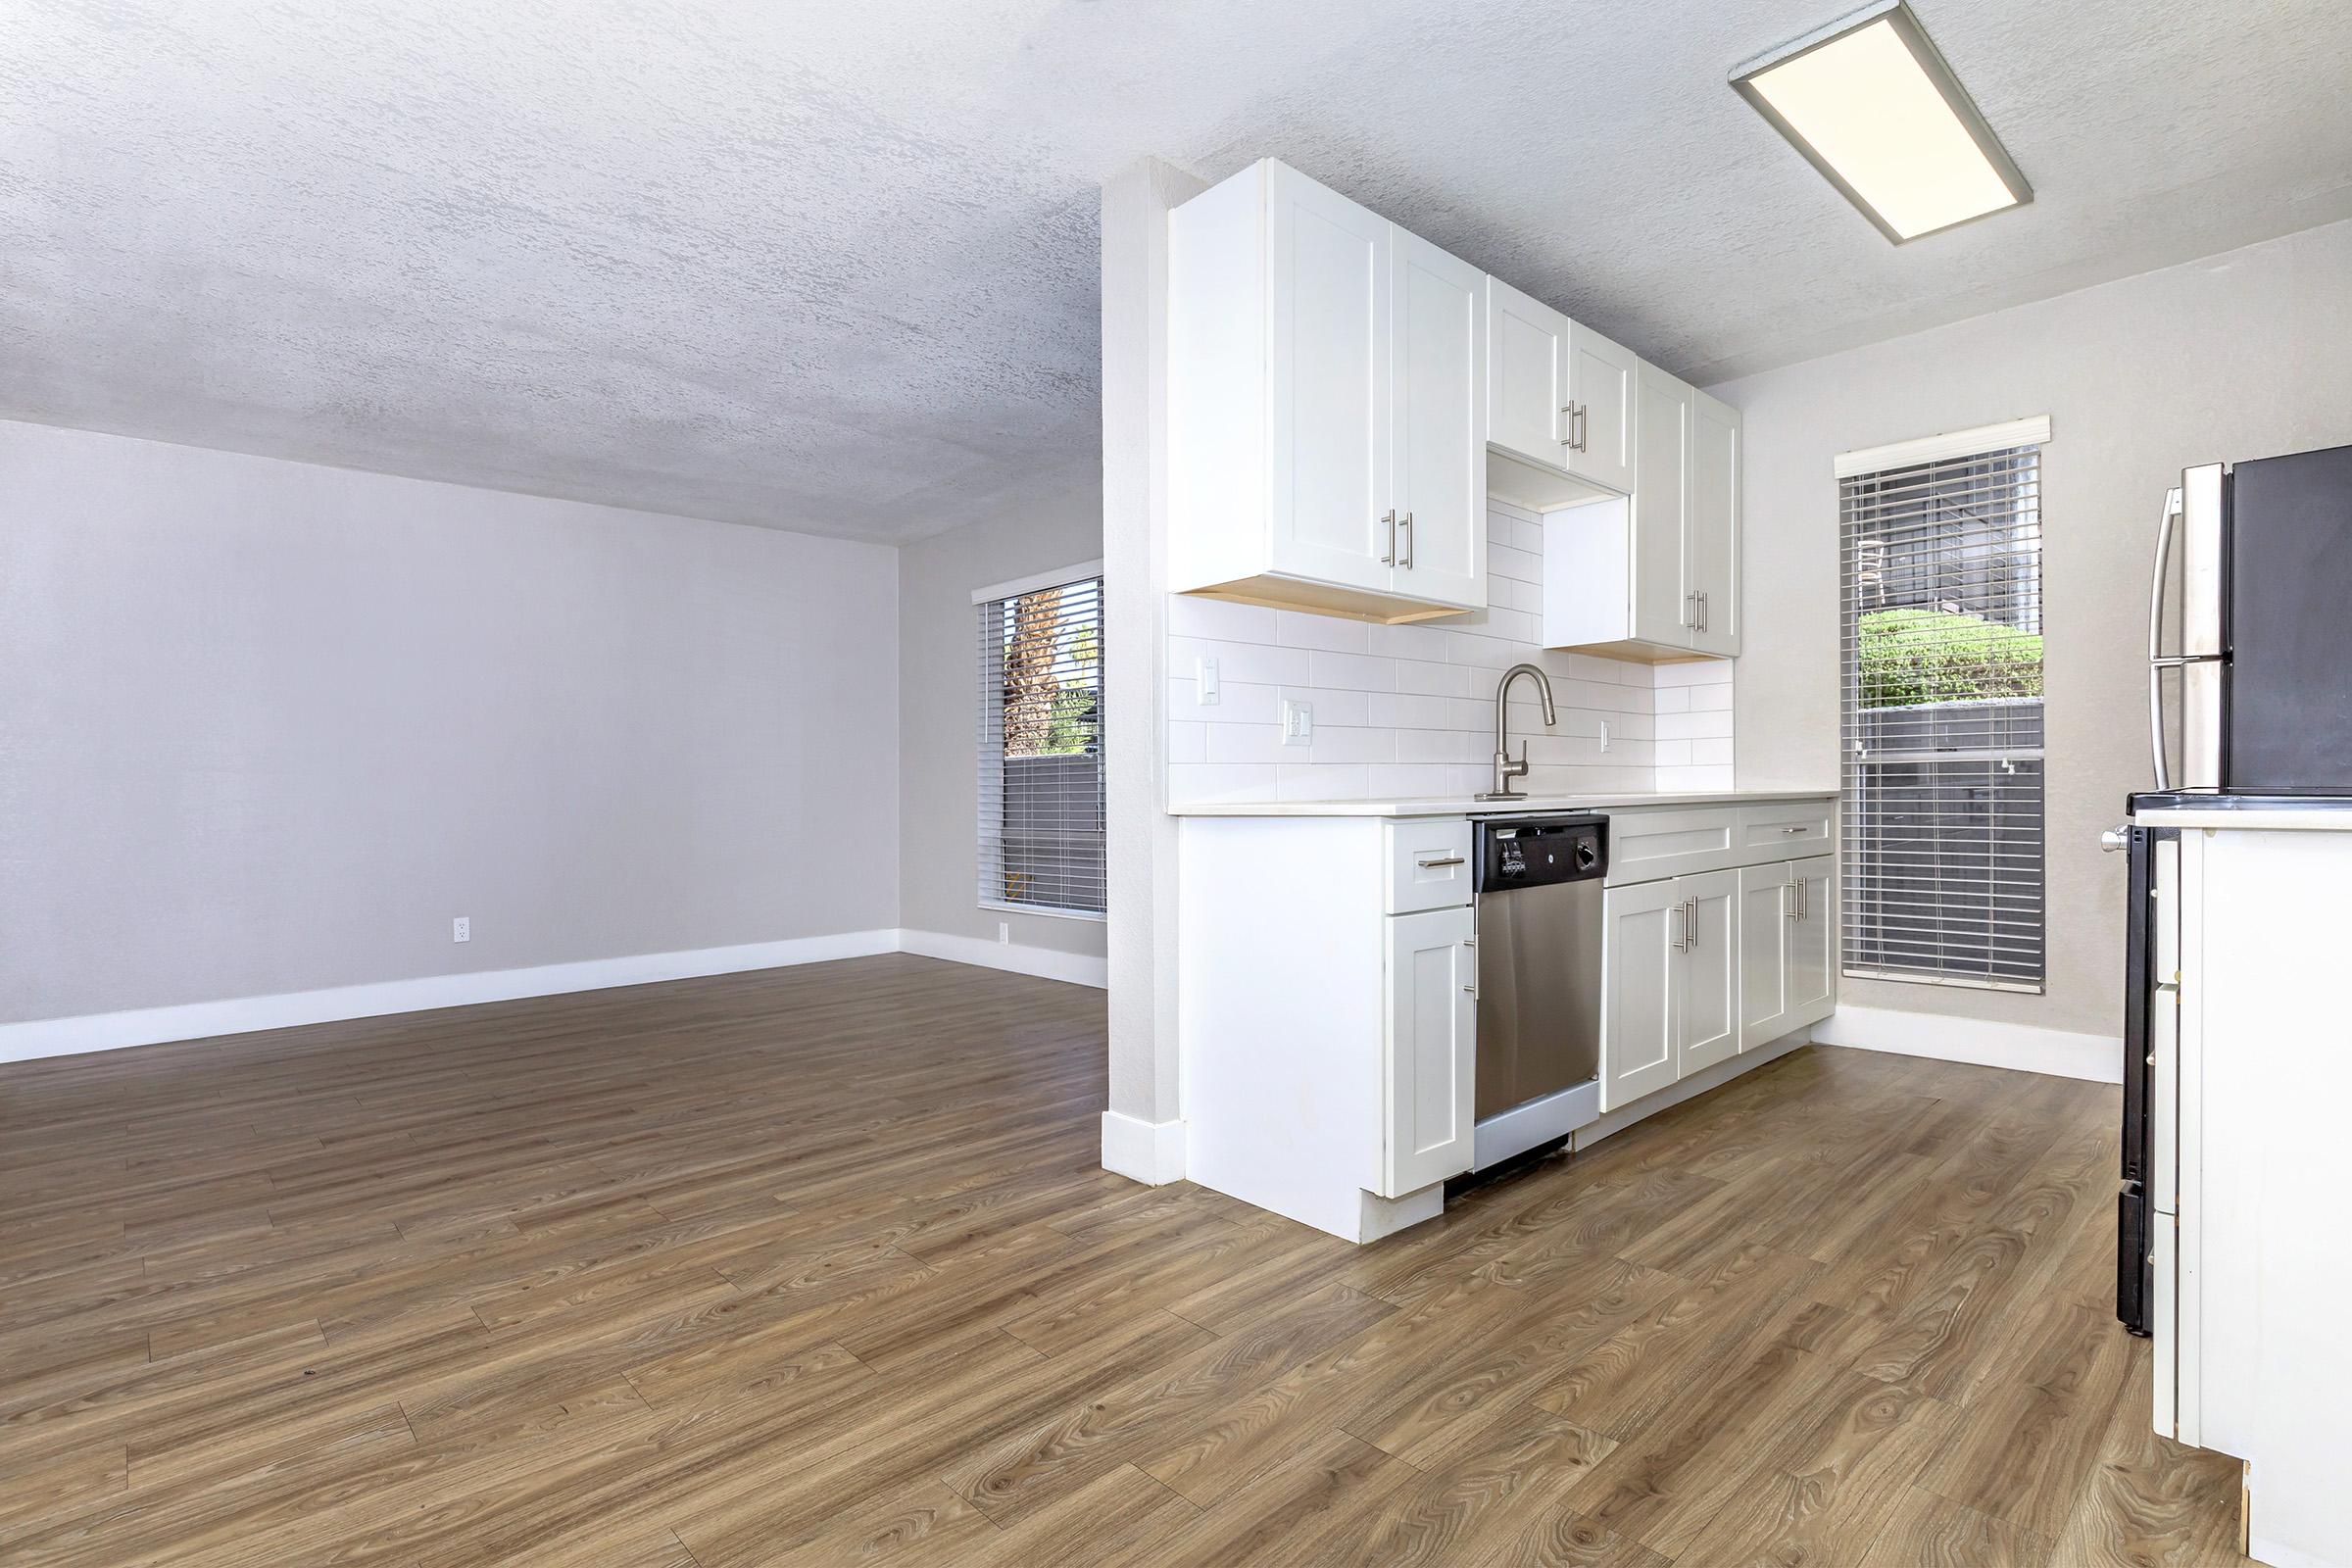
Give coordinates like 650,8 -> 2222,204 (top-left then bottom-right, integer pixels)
1540,362 -> 1742,662
1675,868 -> 1740,1075
1171,159 -> 1486,623
1736,856 -> 1835,1052
1602,868 -> 1739,1109
1484,276 -> 1638,502
1785,855 -> 1835,1025
1738,863 -> 1792,1049
1486,276 -> 1572,478
1381,904 -> 1477,1198
1601,878 -> 1682,1109
1688,387 -> 1741,658
1566,319 -> 1639,494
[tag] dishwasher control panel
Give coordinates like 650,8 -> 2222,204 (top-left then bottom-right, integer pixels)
1475,814 -> 1608,890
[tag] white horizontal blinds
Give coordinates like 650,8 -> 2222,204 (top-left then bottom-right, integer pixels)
976,575 -> 1105,916
1840,443 -> 2045,989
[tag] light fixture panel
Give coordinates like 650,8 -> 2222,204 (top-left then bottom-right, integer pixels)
1732,0 -> 2030,243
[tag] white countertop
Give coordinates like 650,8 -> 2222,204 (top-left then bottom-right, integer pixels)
1167,787 -> 1836,818
2132,806 -> 2352,832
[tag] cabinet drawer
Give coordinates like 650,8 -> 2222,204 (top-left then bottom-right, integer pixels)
1739,801 -> 1835,852
1604,808 -> 1740,886
1386,819 -> 1474,913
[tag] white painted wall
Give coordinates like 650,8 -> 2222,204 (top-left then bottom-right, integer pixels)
1712,218 -> 2352,1043
0,420 -> 901,1030
896,484 -> 1107,984
1163,498 -> 1733,805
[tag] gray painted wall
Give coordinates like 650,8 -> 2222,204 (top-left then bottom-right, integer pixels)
896,487 -> 1107,961
1,420 -> 900,1024
1712,218 -> 2352,1042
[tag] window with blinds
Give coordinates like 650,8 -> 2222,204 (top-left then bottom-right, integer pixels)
1839,440 -> 2045,989
977,570 -> 1104,918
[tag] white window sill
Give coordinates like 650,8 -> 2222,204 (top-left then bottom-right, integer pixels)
980,900 -> 1105,924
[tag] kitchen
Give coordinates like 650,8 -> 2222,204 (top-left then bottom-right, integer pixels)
1108,145 -> 2352,1566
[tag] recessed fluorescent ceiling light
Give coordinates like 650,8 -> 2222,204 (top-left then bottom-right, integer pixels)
1731,0 -> 2030,242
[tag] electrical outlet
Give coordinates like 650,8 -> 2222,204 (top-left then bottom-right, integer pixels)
1599,719 -> 1611,754
997,921 -> 1010,945
1197,657 -> 1220,705
452,916 -> 470,943
1281,699 -> 1313,746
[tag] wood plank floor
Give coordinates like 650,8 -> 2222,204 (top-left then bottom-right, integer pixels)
1,954 -> 2248,1566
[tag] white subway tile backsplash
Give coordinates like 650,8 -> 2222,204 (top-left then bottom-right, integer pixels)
1170,635 -> 1311,688
1163,499 -> 1736,805
1368,691 -> 1453,730
1305,650 -> 1396,692
1203,723 -> 1290,765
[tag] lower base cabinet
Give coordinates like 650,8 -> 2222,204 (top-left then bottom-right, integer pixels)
1605,854 -> 1833,1111
1381,905 -> 1477,1198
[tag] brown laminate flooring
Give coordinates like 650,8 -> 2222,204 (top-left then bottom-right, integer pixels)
0,954 -> 2249,1565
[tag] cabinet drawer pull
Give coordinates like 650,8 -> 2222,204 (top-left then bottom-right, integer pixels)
1397,511 -> 1414,570
1416,854 -> 1465,868
1379,510 -> 1396,565
1780,824 -> 1811,835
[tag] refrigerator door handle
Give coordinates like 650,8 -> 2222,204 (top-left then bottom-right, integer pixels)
2145,489 -> 2225,787
2148,488 -> 2180,791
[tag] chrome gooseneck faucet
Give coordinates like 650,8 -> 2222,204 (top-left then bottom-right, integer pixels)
1479,662 -> 1557,801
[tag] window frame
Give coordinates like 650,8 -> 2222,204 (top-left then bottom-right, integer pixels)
1836,419 -> 2049,993
973,560 -> 1106,923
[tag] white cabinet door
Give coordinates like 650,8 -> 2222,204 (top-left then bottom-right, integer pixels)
1739,863 -> 1792,1051
1602,880 -> 1681,1110
1566,319 -> 1639,495
1786,855 -> 1835,1028
1264,162 -> 1395,596
1391,227 -> 1487,610
1677,868 -> 1740,1075
1688,388 -> 1740,657
1629,361 -> 1692,649
1485,275 -> 1570,475
1382,905 -> 1476,1197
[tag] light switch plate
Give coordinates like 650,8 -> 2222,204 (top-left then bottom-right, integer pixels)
1282,699 -> 1313,746
1197,657 -> 1220,705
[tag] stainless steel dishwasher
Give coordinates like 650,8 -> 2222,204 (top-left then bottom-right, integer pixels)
1471,813 -> 1606,1172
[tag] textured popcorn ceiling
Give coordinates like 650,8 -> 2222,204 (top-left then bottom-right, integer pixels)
4,2 -> 2348,544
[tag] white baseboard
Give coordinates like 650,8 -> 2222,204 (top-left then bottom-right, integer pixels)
1814,1004 -> 2122,1084
896,929 -> 1108,990
0,929 -> 904,1064
1100,1109 -> 1186,1185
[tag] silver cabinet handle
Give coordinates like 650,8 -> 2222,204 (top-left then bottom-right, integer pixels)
1672,897 -> 1697,951
1683,590 -> 1698,628
1784,881 -> 1796,920
1380,509 -> 1396,565
1417,854 -> 1465,868
1397,511 -> 1414,569
1780,824 -> 1807,835
1797,878 -> 1809,920
1697,591 -> 1710,632
1575,403 -> 1590,452
1560,405 -> 1574,447
1463,939 -> 1478,996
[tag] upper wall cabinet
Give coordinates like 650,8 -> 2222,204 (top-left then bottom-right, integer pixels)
1171,160 -> 1487,623
1486,277 -> 1638,503
1540,367 -> 1742,662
